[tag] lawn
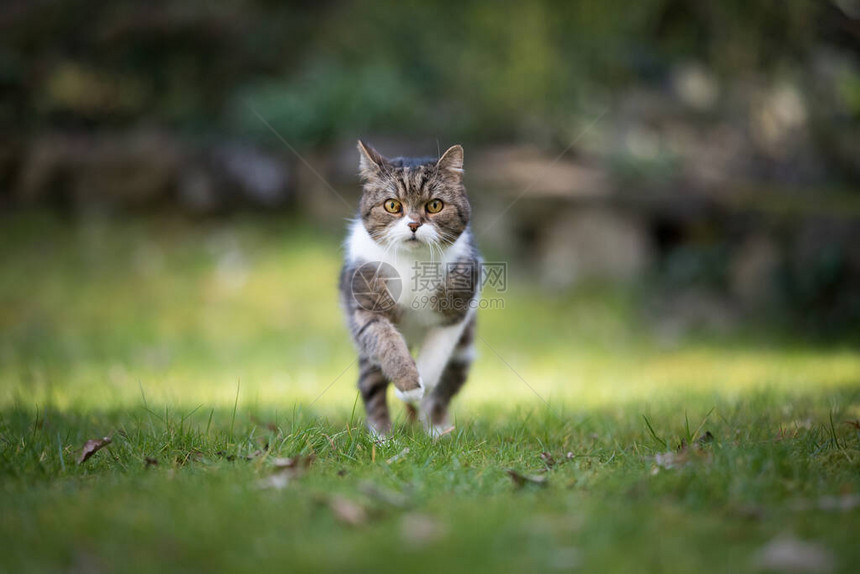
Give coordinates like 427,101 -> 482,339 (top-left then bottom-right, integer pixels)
1,212 -> 858,573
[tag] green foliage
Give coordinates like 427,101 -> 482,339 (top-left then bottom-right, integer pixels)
2,0 -> 841,144
234,61 -> 422,146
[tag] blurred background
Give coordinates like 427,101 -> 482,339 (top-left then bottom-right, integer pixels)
2,0 -> 860,411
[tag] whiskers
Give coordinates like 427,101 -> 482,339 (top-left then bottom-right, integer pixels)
435,228 -> 460,245
370,222 -> 462,270
427,236 -> 445,264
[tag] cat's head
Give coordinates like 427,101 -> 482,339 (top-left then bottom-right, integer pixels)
356,140 -> 470,249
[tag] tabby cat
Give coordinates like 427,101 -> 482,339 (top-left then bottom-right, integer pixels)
340,141 -> 481,437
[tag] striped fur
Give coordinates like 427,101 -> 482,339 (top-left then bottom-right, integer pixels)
340,141 -> 481,436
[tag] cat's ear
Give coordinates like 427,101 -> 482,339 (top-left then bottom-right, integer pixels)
436,144 -> 464,176
357,140 -> 389,179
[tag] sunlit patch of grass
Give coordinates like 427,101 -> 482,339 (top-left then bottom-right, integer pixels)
1,212 -> 859,573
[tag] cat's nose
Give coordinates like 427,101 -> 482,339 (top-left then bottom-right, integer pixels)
407,221 -> 422,233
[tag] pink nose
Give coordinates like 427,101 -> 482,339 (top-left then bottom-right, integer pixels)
407,221 -> 422,233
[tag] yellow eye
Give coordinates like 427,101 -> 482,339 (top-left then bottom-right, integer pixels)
426,199 -> 444,213
383,199 -> 402,214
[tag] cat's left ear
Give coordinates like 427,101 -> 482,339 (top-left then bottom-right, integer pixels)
436,145 -> 464,176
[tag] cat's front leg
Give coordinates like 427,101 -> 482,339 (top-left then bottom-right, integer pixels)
415,320 -> 469,393
415,318 -> 470,435
351,309 -> 424,402
357,356 -> 391,437
417,313 -> 476,435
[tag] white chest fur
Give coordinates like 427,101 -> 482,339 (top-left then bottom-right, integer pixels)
345,221 -> 474,346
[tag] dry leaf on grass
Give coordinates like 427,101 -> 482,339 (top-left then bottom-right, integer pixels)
176,449 -> 203,465
654,450 -> 686,470
506,469 -> 548,488
540,452 -> 556,468
257,454 -> 315,490
359,481 -> 410,508
677,430 -> 714,452
329,496 -> 368,526
272,455 -> 315,471
245,449 -> 265,461
258,473 -> 291,491
77,437 -> 112,465
653,434 -> 715,471
696,430 -> 714,445
754,535 -> 835,573
400,513 -> 445,547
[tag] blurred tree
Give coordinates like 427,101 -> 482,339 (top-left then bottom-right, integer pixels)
3,0 -> 853,145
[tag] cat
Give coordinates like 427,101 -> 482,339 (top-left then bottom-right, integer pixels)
340,141 -> 481,438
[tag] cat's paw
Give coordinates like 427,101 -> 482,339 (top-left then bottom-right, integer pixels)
367,420 -> 391,443
425,423 -> 455,439
394,377 -> 424,404
367,425 -> 394,445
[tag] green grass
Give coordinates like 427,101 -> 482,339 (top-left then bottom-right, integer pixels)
1,212 -> 859,573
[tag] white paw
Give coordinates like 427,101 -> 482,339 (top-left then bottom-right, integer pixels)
425,424 -> 454,439
394,377 -> 425,404
367,424 -> 389,443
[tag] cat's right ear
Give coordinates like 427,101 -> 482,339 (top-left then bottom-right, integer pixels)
357,140 -> 388,180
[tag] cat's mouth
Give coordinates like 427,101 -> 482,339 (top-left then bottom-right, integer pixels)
403,235 -> 422,247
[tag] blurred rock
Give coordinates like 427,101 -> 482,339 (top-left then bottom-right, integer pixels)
792,218 -> 860,278
471,145 -> 611,199
17,132 -> 180,208
652,289 -> 740,343
671,62 -> 719,111
730,234 -> 781,308
537,207 -> 652,288
178,144 -> 293,213
177,166 -> 219,213
671,123 -> 753,190
14,133 -> 293,213
212,144 -> 291,207
810,48 -> 860,180
751,81 -> 808,158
